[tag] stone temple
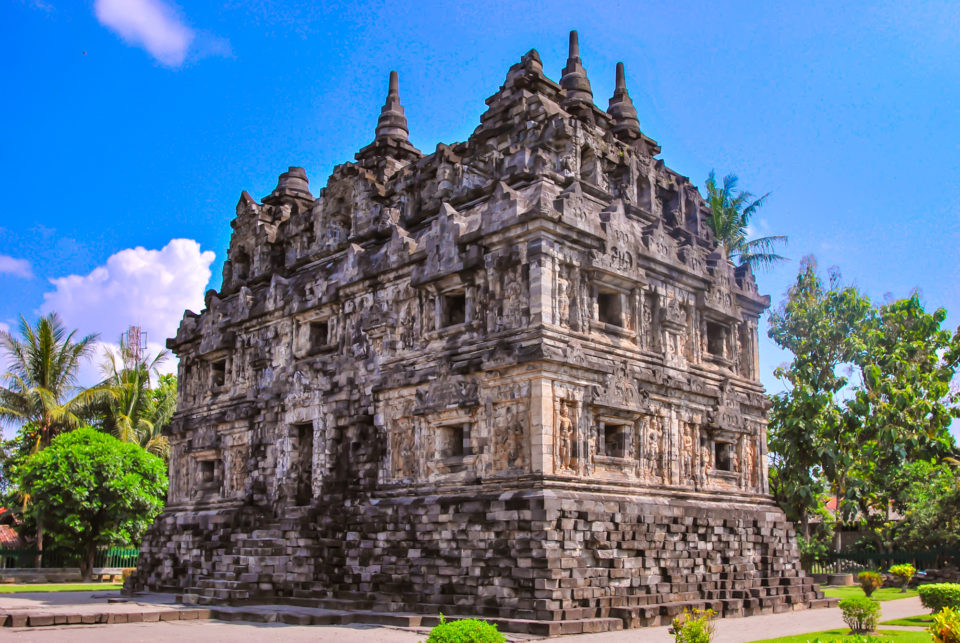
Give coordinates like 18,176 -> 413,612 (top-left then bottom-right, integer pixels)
131,32 -> 830,633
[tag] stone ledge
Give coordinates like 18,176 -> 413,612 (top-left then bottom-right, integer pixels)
0,608 -> 212,628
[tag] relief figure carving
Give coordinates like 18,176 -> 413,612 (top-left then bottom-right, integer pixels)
556,401 -> 575,472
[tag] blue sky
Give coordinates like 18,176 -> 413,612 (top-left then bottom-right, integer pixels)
2,1 -> 959,438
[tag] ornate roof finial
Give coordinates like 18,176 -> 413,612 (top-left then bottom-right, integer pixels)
560,30 -> 593,107
374,70 -> 409,141
607,62 -> 641,136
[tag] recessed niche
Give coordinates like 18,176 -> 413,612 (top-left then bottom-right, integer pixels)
437,424 -> 466,458
199,460 -> 217,483
309,320 -> 329,349
603,423 -> 627,458
442,293 -> 466,327
211,360 -> 226,387
714,442 -> 732,471
706,322 -> 726,357
597,291 -> 623,327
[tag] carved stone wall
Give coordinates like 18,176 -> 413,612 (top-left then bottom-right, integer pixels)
131,32 -> 827,631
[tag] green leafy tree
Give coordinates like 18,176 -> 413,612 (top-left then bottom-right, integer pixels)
768,258 -> 871,537
0,313 -> 111,563
891,463 -> 960,550
97,339 -> 174,458
844,295 -> 960,547
769,259 -> 960,553
20,427 -> 167,580
704,170 -> 786,270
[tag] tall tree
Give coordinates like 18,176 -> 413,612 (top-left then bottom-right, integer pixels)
768,260 -> 960,552
20,427 -> 167,580
843,295 -> 960,547
141,374 -> 175,458
704,170 -> 787,270
0,314 -> 110,564
768,258 -> 872,538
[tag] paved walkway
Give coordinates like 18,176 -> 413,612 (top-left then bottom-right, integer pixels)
0,591 -> 928,643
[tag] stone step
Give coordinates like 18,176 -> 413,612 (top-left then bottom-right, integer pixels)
610,599 -> 725,627
0,608 -> 212,628
192,588 -> 250,602
197,579 -> 245,589
283,596 -> 377,611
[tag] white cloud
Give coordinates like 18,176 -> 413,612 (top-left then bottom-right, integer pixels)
0,321 -> 9,336
0,254 -> 33,279
41,238 -> 215,373
93,0 -> 198,67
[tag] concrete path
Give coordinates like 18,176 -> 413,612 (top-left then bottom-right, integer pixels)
0,592 -> 929,643
574,596 -> 926,643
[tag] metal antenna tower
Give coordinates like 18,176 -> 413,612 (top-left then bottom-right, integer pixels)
122,325 -> 148,363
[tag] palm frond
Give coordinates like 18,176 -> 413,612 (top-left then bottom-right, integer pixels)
702,170 -> 786,272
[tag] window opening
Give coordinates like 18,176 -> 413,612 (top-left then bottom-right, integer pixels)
603,423 -> 627,458
199,460 -> 216,483
706,322 -> 726,357
310,320 -> 329,349
598,292 -> 623,327
437,424 -> 465,458
211,360 -> 226,387
442,293 -> 466,327
714,442 -> 732,471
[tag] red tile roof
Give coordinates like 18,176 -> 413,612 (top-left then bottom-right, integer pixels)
0,524 -> 20,548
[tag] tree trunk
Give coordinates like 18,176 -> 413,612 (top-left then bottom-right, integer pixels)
34,521 -> 43,568
79,541 -> 97,582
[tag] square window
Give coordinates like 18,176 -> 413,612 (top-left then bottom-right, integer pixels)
442,293 -> 466,327
437,424 -> 465,458
706,322 -> 726,357
714,442 -> 732,471
309,320 -> 329,349
603,423 -> 627,458
598,292 -> 623,327
199,460 -> 216,483
211,360 -> 226,387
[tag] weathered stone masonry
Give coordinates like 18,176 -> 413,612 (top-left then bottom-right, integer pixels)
131,32 -> 828,632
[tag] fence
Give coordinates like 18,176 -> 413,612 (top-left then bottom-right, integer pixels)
808,547 -> 960,575
0,547 -> 139,569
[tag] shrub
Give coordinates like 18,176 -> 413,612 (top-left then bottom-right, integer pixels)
929,606 -> 960,643
858,571 -> 884,597
838,597 -> 881,633
670,608 -> 717,643
426,614 -> 505,643
920,584 -> 960,613
889,564 -> 917,592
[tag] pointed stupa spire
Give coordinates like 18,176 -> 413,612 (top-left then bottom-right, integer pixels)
560,30 -> 593,107
374,70 -> 409,141
607,62 -> 641,136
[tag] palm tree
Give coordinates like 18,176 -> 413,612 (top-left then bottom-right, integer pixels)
98,339 -> 173,459
0,313 -> 109,564
704,170 -> 787,270
141,374 -> 175,458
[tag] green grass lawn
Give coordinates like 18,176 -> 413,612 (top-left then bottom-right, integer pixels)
0,583 -> 122,593
748,628 -> 930,643
880,615 -> 935,627
821,586 -> 919,602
